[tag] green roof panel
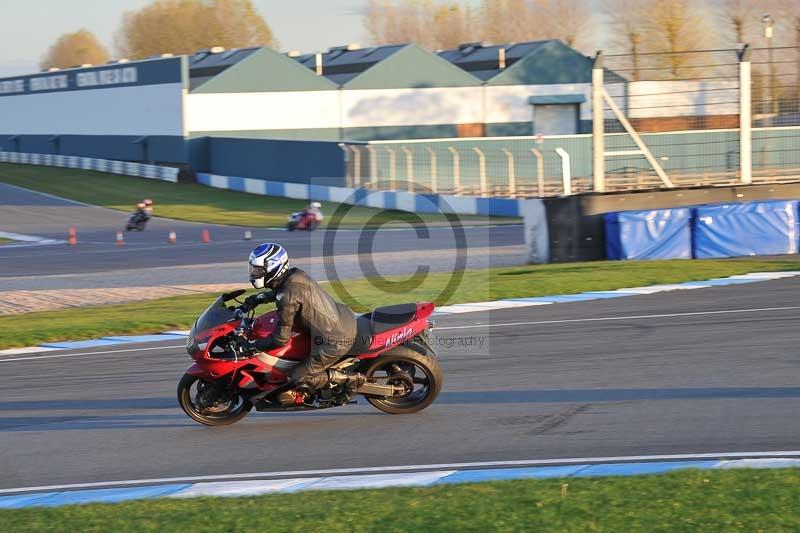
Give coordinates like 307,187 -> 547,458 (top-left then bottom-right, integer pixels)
343,44 -> 482,90
192,47 -> 338,93
488,41 -> 592,86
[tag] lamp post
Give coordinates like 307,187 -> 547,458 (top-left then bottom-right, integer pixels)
761,14 -> 777,122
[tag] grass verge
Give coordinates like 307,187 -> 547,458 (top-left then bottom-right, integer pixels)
2,258 -> 799,349
2,468 -> 799,532
0,163 -> 513,227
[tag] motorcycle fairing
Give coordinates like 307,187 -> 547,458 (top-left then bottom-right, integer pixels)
186,295 -> 434,388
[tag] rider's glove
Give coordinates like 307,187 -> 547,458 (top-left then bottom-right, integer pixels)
243,291 -> 275,310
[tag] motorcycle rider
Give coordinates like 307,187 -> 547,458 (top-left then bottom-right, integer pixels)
302,201 -> 322,220
244,243 -> 364,402
141,198 -> 154,218
134,199 -> 153,222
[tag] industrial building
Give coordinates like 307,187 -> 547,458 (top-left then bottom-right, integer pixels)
0,40 -> 599,164
0,39 -> 740,178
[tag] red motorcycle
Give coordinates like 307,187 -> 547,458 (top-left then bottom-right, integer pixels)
178,289 -> 441,426
286,210 -> 321,231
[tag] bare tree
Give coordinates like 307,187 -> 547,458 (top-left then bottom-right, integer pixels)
480,0 -> 538,43
603,0 -> 647,80
540,0 -> 592,50
717,0 -> 759,46
430,2 -> 474,49
641,0 -> 716,78
364,0 -> 474,49
40,29 -> 110,70
767,1 -> 800,110
364,0 -> 593,51
116,0 -> 276,59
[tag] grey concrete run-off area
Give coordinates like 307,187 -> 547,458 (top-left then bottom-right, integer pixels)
0,279 -> 798,489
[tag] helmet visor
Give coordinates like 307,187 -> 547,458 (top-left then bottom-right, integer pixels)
248,264 -> 268,280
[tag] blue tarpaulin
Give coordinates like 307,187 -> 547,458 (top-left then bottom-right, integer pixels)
605,208 -> 693,260
693,200 -> 799,258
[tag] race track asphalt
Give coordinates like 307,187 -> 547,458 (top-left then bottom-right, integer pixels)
0,182 -> 523,280
1,278 -> 798,489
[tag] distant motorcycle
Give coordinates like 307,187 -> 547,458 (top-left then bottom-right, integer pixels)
286,210 -> 322,232
126,210 -> 150,231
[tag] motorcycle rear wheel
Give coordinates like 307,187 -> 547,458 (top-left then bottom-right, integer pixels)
363,347 -> 442,414
178,374 -> 252,426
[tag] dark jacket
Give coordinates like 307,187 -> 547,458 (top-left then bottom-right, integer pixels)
267,268 -> 356,353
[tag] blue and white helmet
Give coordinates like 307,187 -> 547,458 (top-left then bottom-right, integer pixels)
248,243 -> 289,289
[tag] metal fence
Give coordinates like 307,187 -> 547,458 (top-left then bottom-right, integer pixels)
342,46 -> 800,198
342,136 -> 591,197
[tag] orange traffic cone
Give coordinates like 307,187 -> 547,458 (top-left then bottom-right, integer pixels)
116,231 -> 124,246
243,230 -> 252,241
67,227 -> 77,246
168,230 -> 177,244
201,229 -> 211,243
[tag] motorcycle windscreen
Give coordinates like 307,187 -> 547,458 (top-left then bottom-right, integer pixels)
193,296 -> 238,335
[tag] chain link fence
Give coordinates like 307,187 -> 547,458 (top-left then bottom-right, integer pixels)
601,48 -> 743,190
750,46 -> 800,182
342,46 -> 800,198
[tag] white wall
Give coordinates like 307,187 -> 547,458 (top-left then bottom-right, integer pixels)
186,91 -> 341,132
627,80 -> 739,118
0,83 -> 184,136
341,87 -> 483,127
484,83 -> 592,123
187,84 -> 595,134
184,79 -> 739,136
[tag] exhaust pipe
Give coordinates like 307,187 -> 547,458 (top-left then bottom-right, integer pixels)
356,382 -> 406,397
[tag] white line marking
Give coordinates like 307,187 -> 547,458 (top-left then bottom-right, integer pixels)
435,305 -> 800,331
0,344 -> 185,363
5,306 -> 800,362
2,451 -> 799,494
610,284 -> 708,294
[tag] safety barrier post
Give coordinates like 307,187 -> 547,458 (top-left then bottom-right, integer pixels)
425,147 -> 438,193
384,147 -> 397,191
739,45 -> 752,185
472,147 -> 487,197
501,148 -> 516,197
365,145 -> 378,189
401,146 -> 414,192
447,147 -> 461,195
531,148 -> 545,197
351,146 -> 362,187
555,147 -> 572,196
592,51 -> 606,192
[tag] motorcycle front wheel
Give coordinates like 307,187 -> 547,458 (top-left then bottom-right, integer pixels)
177,374 -> 252,426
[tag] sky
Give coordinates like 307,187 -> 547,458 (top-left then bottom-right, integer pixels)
0,0 -> 378,77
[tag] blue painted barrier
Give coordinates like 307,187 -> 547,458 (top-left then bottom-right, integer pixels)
196,172 -> 525,217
